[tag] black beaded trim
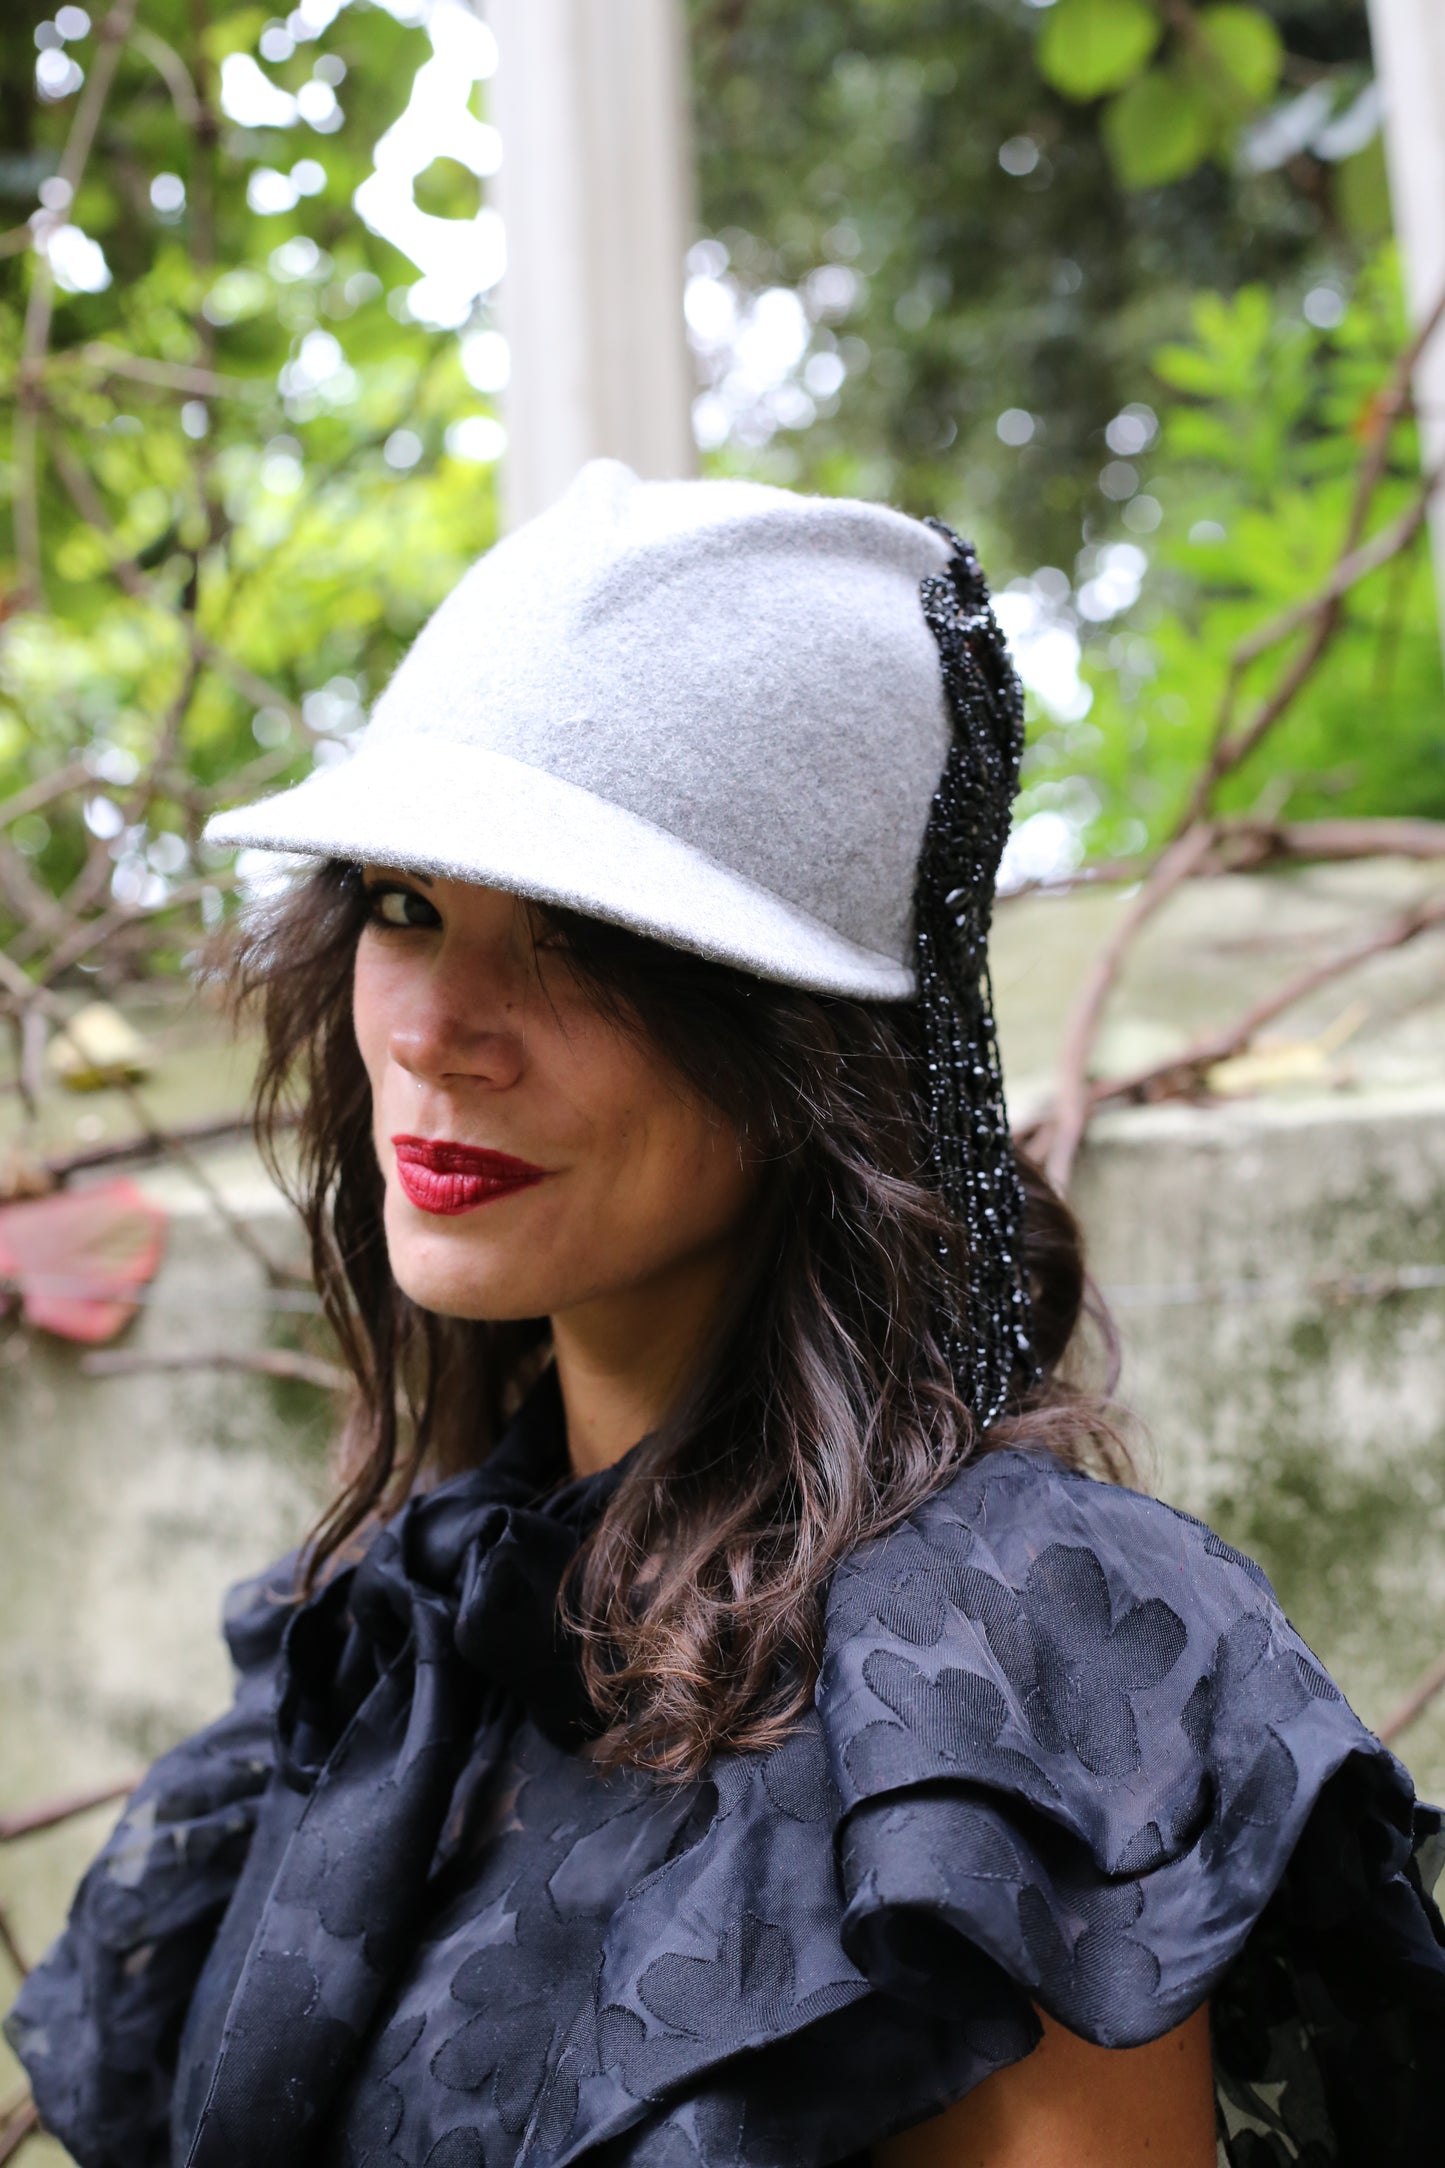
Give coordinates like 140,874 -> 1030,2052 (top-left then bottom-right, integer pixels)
915,520 -> 1038,1430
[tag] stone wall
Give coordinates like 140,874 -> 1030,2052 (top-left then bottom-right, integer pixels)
0,1156 -> 328,2147
1076,1088 -> 1445,1782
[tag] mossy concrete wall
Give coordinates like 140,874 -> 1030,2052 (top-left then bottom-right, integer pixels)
0,1156 -> 329,2150
1075,1089 -> 1445,1786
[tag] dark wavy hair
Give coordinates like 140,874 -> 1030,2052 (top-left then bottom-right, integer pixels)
230,859 -> 1124,1777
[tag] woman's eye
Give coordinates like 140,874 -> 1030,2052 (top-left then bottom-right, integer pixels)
365,885 -> 440,930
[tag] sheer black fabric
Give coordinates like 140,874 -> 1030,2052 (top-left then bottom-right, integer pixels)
8,1375 -> 1445,2167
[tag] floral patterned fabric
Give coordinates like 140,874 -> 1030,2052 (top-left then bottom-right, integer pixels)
8,1373 -> 1445,2167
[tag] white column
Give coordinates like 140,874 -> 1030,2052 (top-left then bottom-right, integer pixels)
481,0 -> 697,528
1368,0 -> 1445,652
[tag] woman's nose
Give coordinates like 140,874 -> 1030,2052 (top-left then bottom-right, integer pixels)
386,959 -> 527,1092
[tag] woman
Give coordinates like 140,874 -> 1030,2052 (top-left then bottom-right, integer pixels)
8,462 -> 1442,2167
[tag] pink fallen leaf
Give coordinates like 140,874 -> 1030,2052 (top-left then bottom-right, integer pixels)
0,1178 -> 168,1343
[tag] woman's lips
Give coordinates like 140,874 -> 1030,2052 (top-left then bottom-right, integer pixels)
391,1135 -> 548,1216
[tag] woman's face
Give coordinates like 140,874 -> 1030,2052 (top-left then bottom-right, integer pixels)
351,870 -> 760,1326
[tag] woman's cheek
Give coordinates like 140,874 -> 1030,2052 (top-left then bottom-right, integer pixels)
351,937 -> 401,1096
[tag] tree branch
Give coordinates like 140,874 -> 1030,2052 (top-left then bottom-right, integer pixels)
1379,1646 -> 1445,1746
1000,815 -> 1445,900
73,342 -> 257,400
1170,279 -> 1445,837
0,1776 -> 137,1843
1028,888 -> 1445,1137
42,1110 -> 290,1184
118,1081 -> 303,1289
0,763 -> 94,833
1041,823 -> 1218,1193
81,1346 -> 347,1391
127,24 -> 201,125
0,2093 -> 39,2166
1177,462 -> 1444,831
0,1901 -> 31,1980
45,432 -> 305,731
24,870 -> 238,989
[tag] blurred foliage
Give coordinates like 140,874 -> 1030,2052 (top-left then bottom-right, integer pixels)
0,0 -> 501,972
1026,255 -> 1445,855
687,0 -> 1383,564
688,0 -> 1439,850
1038,0 -> 1287,189
0,0 -> 1438,982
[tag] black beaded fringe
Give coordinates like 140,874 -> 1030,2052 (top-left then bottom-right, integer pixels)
915,520 -> 1038,1430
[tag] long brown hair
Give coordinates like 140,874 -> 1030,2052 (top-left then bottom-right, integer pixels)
231,859 -> 1123,1777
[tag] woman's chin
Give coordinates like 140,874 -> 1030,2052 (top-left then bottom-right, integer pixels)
391,1265 -> 549,1323
384,1228 -> 552,1323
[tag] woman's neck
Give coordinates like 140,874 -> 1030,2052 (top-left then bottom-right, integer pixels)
549,1239 -> 745,1477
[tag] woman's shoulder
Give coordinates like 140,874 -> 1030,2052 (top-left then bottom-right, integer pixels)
818,1443 -> 1385,1910
829,1441 -> 1286,1640
813,1442 -> 1444,2116
824,1440 -> 1321,1705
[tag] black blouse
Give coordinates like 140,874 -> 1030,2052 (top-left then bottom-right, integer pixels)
8,1371 -> 1445,2167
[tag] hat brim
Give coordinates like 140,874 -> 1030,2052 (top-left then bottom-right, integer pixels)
204,741 -> 915,1001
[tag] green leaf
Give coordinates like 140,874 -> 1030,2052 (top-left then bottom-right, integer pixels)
1035,0 -> 1162,102
1103,68 -> 1215,188
1336,136 -> 1392,241
202,9 -> 266,63
1195,6 -> 1283,106
1153,343 -> 1233,396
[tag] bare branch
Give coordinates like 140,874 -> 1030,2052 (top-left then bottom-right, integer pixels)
1379,1647 -> 1445,1746
127,24 -> 201,125
25,871 -> 236,988
999,815 -> 1445,902
1031,888 -> 1445,1136
82,1346 -> 347,1390
1232,469 -> 1444,671
199,742 -> 305,806
1177,463 -> 1444,831
0,838 -> 70,946
0,947 -> 67,1020
1230,816 -> 1445,868
44,432 -> 305,734
1342,281 -> 1445,553
0,763 -> 94,833
1024,282 -> 1445,1178
118,1082 -> 302,1289
1041,824 -> 1218,1193
1168,277 -> 1445,837
73,342 -> 257,401
41,1110 -> 290,1184
0,2092 -> 40,2166
18,1008 -> 47,1115
0,1776 -> 137,1843
0,1901 -> 31,1979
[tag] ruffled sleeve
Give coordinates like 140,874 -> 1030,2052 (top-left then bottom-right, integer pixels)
4,1556 -> 295,2168
816,1447 -> 1445,2162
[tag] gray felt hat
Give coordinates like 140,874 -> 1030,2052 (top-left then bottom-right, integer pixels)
204,459 -> 958,999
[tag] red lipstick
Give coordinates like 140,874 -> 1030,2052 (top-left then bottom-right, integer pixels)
391,1136 -> 547,1216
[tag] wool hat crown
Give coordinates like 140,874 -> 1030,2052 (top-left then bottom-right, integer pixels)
205,458 -> 957,998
